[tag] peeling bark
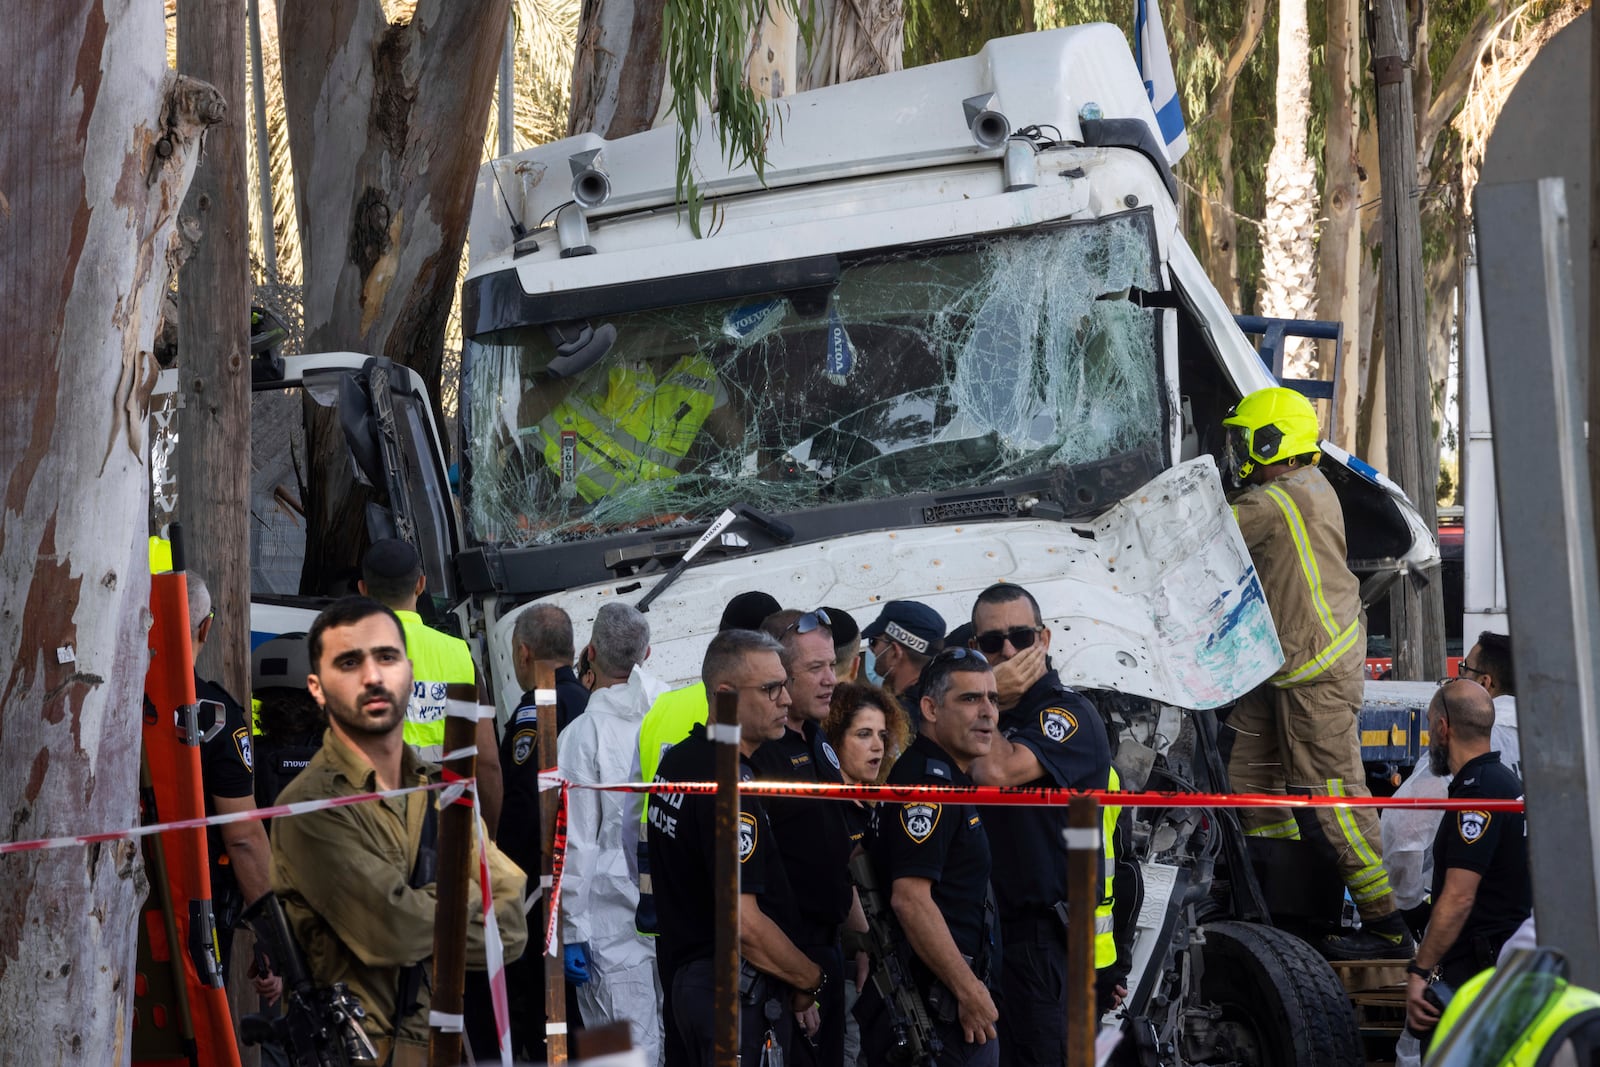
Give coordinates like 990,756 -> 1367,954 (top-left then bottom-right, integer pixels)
567,0 -> 669,136
276,0 -> 511,592
1257,0 -> 1320,376
1318,0 -> 1363,448
799,0 -> 904,90
0,0 -> 216,1056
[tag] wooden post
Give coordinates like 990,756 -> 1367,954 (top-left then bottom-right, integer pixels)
1065,796 -> 1099,1067
429,682 -> 479,1065
712,689 -> 742,1065
1369,0 -> 1447,679
176,0 -> 252,698
537,660 -> 570,1064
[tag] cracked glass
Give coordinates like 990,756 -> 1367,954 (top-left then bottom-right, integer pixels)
463,212 -> 1164,546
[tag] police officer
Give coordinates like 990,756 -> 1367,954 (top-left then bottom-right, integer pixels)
753,608 -> 853,1066
861,600 -> 946,729
871,646 -> 1000,1065
964,583 -> 1113,1066
648,629 -> 826,1066
1405,680 -> 1531,1041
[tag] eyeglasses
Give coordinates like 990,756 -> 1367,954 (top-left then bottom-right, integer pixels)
737,679 -> 791,702
973,625 -> 1043,655
782,608 -> 831,637
1437,663 -> 1487,687
930,646 -> 989,668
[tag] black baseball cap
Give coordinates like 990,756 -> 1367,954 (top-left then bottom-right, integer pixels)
861,601 -> 946,656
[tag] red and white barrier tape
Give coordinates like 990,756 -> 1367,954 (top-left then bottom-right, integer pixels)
0,774 -> 1522,858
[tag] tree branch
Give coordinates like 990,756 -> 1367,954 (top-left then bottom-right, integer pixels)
1419,0 -> 1511,166
1200,0 -> 1268,129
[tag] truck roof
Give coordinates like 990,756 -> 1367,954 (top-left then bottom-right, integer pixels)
468,24 -> 1168,272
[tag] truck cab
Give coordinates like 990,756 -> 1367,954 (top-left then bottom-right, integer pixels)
239,25 -> 1436,1066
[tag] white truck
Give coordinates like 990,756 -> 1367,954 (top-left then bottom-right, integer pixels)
244,25 -> 1436,1066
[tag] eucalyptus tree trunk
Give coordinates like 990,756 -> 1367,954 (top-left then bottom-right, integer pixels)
1192,0 -> 1267,310
1318,0 -> 1364,448
568,0 -> 670,135
799,0 -> 904,89
0,1 -> 219,1056
1257,0 -> 1319,378
276,0 -> 511,592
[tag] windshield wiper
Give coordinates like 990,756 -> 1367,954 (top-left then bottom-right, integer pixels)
635,504 -> 794,612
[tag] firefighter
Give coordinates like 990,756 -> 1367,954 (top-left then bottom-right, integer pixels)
1219,386 -> 1412,959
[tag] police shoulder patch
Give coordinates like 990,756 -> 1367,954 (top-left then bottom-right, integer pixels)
738,811 -> 758,862
901,803 -> 941,843
233,727 -> 254,772
1459,810 -> 1491,843
1040,706 -> 1079,743
512,729 -> 537,766
821,740 -> 841,770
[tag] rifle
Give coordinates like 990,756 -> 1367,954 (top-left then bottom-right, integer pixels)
848,852 -> 943,1066
237,892 -> 381,1067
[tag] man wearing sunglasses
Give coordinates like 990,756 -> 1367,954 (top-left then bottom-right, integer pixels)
1382,633 -> 1521,934
866,646 -> 1001,1064
1220,387 -> 1411,960
752,608 -> 853,1067
964,583 -> 1113,1066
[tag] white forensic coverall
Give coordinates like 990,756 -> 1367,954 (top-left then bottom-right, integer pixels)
1380,694 -> 1521,910
557,665 -> 670,1065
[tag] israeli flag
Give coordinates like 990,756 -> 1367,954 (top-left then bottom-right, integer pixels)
1135,0 -> 1190,165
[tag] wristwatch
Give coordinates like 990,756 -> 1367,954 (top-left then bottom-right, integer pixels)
1407,961 -> 1438,982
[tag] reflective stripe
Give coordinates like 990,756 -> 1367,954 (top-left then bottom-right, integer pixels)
1326,779 -> 1391,902
531,357 -> 719,503
1097,770 -> 1120,970
1264,484 -> 1340,639
1271,617 -> 1362,688
1245,816 -> 1303,841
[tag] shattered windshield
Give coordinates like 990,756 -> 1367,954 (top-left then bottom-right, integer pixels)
463,212 -> 1163,545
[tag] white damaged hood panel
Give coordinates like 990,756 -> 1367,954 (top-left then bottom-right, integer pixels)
494,457 -> 1282,709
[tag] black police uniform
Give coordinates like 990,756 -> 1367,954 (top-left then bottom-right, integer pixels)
984,670 -> 1111,1067
749,720 -> 854,1066
650,724 -> 800,1066
869,733 -> 998,1066
196,675 -> 256,973
1429,751 -> 1531,987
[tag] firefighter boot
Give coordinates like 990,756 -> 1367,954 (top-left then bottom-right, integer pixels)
1319,911 -> 1417,961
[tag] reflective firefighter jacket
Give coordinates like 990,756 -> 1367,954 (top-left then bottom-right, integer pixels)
1231,465 -> 1364,688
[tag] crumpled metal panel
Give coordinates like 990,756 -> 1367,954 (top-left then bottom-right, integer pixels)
492,456 -> 1282,710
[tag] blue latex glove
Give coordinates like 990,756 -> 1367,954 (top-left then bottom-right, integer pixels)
564,942 -> 592,986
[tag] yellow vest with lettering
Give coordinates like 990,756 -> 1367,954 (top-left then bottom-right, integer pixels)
397,611 -> 475,756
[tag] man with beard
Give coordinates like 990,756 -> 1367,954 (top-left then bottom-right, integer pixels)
1404,680 -> 1530,1044
271,597 -> 529,1067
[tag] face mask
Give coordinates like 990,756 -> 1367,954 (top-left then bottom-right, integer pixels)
863,646 -> 882,684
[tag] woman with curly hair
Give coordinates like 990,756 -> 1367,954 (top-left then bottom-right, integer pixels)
826,681 -> 912,1066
